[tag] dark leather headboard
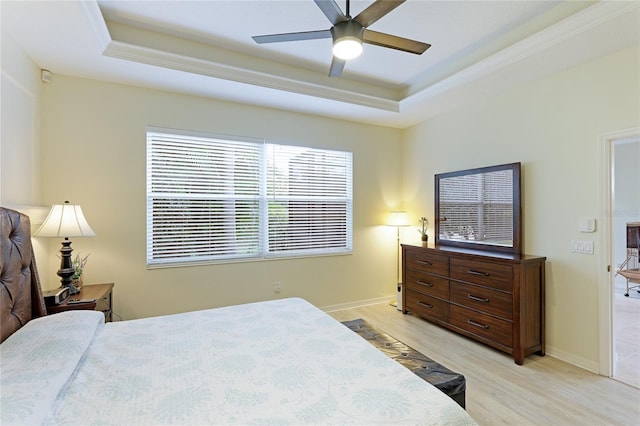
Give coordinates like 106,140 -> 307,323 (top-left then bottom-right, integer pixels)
1,207 -> 47,343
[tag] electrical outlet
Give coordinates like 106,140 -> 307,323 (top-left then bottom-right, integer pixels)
274,281 -> 281,293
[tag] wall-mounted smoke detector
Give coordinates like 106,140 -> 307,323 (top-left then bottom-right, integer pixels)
41,69 -> 52,83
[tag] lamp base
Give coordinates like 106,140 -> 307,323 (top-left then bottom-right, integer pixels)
63,283 -> 80,296
57,238 -> 79,296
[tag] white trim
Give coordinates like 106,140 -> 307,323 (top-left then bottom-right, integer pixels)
80,0 -> 112,52
103,41 -> 400,112
403,1 -> 637,106
545,345 -> 599,374
80,0 -> 637,114
321,296 -> 393,313
597,127 -> 640,377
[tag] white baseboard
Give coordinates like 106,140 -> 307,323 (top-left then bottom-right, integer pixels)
321,295 -> 394,313
545,345 -> 600,374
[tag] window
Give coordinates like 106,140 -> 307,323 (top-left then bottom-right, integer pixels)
147,129 -> 352,266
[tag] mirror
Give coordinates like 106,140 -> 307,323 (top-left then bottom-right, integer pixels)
435,162 -> 521,254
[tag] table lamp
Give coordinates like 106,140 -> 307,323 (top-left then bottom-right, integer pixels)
35,201 -> 95,295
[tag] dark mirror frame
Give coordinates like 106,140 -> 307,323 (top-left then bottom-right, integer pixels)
435,162 -> 522,254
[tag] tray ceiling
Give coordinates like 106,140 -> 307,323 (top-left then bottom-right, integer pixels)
2,1 -> 638,128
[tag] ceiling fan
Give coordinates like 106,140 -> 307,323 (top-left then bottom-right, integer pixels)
252,0 -> 431,77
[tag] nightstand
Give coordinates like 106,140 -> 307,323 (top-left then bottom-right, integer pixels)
47,283 -> 114,322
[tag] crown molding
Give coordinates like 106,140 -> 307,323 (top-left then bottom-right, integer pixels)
80,0 -> 112,52
402,0 -> 639,108
81,0 -> 637,115
103,40 -> 400,112
81,0 -> 399,112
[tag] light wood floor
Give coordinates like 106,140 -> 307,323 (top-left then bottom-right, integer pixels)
328,302 -> 640,426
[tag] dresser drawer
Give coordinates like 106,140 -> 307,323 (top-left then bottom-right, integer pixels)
402,244 -> 546,365
405,250 -> 449,276
450,258 -> 513,291
450,282 -> 513,320
405,290 -> 449,322
450,304 -> 512,348
405,269 -> 449,299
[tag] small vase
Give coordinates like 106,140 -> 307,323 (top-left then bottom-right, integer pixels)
72,276 -> 84,290
421,234 -> 428,246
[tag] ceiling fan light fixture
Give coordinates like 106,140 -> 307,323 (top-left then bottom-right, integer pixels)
333,36 -> 363,60
253,0 -> 429,77
331,20 -> 364,60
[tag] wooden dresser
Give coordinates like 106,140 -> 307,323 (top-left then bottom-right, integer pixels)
402,244 -> 546,364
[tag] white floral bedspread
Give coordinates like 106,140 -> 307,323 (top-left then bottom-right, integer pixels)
3,298 -> 476,425
1,311 -> 103,425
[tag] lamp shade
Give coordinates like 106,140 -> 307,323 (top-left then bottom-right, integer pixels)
35,202 -> 95,238
387,211 -> 409,227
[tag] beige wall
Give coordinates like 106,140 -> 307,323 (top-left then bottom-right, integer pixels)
1,34 -> 41,206
4,20 -> 639,373
0,32 -> 49,270
39,76 -> 404,319
402,45 -> 640,370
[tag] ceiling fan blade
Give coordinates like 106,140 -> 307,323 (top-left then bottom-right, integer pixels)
314,0 -> 347,25
252,29 -> 332,44
354,0 -> 405,28
363,29 -> 430,54
328,56 -> 346,77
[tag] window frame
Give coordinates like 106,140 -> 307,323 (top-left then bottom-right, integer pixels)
146,128 -> 353,267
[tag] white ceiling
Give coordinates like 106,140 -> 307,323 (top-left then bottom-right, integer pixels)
2,0 -> 639,128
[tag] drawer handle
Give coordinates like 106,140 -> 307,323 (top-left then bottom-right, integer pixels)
417,280 -> 433,287
467,294 -> 490,303
418,301 -> 434,309
417,259 -> 433,266
468,269 -> 490,277
467,319 -> 489,329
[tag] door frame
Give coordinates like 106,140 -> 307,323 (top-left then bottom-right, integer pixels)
598,126 -> 640,376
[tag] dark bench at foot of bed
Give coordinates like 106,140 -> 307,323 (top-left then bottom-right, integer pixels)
342,318 -> 466,409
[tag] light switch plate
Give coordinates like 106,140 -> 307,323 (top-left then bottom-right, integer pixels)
571,240 -> 594,254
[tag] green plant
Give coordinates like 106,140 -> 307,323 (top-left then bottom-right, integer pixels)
418,217 -> 429,237
71,253 -> 90,280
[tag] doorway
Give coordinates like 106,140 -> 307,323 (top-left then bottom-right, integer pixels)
612,138 -> 640,388
599,128 -> 640,388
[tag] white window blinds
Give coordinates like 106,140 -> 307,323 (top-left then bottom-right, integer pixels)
265,144 -> 353,256
147,130 -> 352,266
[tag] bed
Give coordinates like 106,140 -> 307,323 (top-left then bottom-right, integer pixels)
0,207 -> 476,425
